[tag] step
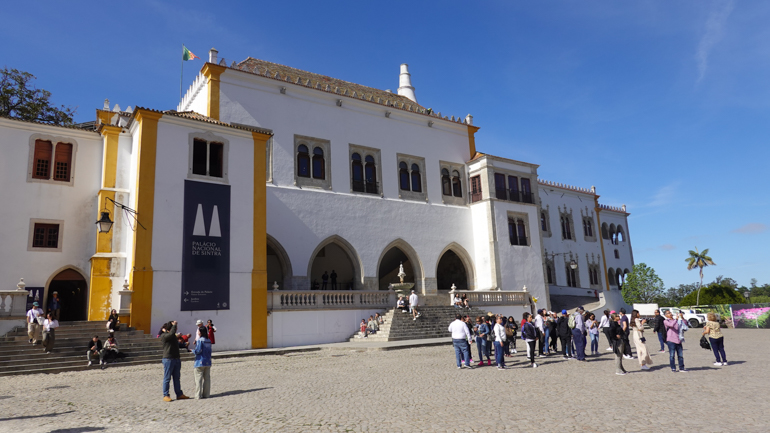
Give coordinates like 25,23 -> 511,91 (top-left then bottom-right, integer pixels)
0,357 -> 191,377
0,352 -> 194,372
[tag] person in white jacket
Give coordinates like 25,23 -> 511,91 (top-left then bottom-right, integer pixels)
493,316 -> 507,369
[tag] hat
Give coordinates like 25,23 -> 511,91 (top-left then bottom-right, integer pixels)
33,302 -> 39,307
52,291 -> 58,295
411,290 -> 415,293
196,320 -> 203,325
536,309 -> 542,314
561,309 -> 567,314
578,306 -> 585,311
610,310 -> 616,314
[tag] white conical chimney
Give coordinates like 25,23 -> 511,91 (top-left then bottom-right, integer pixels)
397,63 -> 417,103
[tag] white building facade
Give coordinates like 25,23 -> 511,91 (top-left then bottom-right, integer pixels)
0,49 -> 634,349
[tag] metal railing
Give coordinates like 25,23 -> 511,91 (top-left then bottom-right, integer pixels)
351,180 -> 379,194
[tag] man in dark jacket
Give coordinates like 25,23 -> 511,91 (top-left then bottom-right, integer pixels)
161,321 -> 189,402
652,309 -> 666,352
556,310 -> 573,359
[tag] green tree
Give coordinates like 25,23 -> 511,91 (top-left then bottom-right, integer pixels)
0,67 -> 75,125
621,263 -> 665,304
656,283 -> 697,306
680,284 -> 746,306
685,247 -> 716,306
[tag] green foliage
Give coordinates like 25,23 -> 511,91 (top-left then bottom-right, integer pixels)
748,295 -> 770,304
622,263 -> 665,304
685,247 -> 716,305
655,283 -> 697,306
679,284 -> 746,306
0,67 -> 75,125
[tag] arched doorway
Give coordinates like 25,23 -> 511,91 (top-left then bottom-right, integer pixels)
436,249 -> 469,291
48,268 -> 88,321
266,235 -> 292,290
309,242 -> 356,290
378,247 -> 415,290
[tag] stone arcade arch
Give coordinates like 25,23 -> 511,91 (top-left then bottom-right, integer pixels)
376,239 -> 424,291
307,235 -> 363,290
266,234 -> 292,290
435,243 -> 475,291
45,266 -> 88,322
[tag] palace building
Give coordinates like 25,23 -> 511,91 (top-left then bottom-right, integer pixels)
0,49 -> 633,349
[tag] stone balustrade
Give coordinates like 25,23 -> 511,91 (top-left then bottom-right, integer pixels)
447,290 -> 529,307
268,290 -> 396,311
0,290 -> 30,317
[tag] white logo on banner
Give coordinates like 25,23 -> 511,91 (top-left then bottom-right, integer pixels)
192,204 -> 221,237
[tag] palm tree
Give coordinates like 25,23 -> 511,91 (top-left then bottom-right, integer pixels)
685,247 -> 716,306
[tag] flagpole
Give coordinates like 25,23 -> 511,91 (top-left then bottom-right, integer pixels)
180,44 -> 184,103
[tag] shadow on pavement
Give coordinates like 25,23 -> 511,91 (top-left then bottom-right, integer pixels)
211,387 -> 273,398
0,410 -> 75,422
49,428 -> 106,433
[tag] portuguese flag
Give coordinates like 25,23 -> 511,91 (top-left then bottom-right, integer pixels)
182,46 -> 200,61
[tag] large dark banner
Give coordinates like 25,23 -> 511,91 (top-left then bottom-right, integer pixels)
182,180 -> 231,311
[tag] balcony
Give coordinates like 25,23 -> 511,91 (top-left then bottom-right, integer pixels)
351,180 -> 379,194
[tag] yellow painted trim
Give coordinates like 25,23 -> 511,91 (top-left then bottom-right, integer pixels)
467,125 -> 479,159
594,196 -> 611,291
251,131 -> 271,348
129,109 -> 162,333
88,125 -> 122,321
96,109 -> 113,125
202,63 -> 226,121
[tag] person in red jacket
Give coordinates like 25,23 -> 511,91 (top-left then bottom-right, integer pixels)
206,320 -> 216,344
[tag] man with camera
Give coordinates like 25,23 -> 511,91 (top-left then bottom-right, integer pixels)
160,320 -> 189,402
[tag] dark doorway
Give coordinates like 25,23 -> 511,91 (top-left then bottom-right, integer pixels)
266,244 -> 284,290
378,247 -> 415,290
48,269 -> 87,322
436,250 -> 468,291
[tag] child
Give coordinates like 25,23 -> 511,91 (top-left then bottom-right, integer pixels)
359,319 -> 368,338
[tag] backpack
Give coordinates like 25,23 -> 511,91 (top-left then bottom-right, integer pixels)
568,313 -> 576,329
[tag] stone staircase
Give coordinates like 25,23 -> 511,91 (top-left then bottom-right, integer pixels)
349,306 -> 491,342
0,321 -> 193,377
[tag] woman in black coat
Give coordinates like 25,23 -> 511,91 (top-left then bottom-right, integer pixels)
609,313 -> 627,375
556,311 -> 572,359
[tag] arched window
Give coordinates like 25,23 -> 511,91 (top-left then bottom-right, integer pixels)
351,153 -> 363,191
565,217 -> 572,239
441,168 -> 452,196
601,223 -> 609,240
593,268 -> 599,285
614,249 -> 619,259
566,266 -> 577,287
297,144 -> 310,178
546,265 -> 553,284
616,268 -> 623,287
541,212 -> 547,232
410,163 -> 421,192
609,224 -> 617,245
589,268 -> 596,285
364,155 -> 377,193
517,220 -> 527,245
608,268 -> 616,286
451,170 -> 462,197
560,217 -> 566,239
399,162 -> 410,191
312,147 -> 325,179
617,226 -> 625,242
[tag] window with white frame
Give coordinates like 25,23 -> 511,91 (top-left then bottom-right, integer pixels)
27,218 -> 64,252
396,154 -> 426,201
439,161 -> 465,205
27,135 -> 78,185
294,135 -> 331,189
188,132 -> 228,182
349,144 -> 381,195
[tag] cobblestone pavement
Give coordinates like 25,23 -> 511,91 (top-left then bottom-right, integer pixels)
1,328 -> 767,433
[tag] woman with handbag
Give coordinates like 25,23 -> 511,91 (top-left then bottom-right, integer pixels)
609,313 -> 627,375
631,310 -> 652,370
702,312 -> 727,366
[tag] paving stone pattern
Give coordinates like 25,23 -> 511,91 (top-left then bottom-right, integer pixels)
0,328 -> 767,432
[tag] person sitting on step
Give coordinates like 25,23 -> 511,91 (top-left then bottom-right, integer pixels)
367,315 -> 379,335
452,294 -> 463,308
397,296 -> 408,313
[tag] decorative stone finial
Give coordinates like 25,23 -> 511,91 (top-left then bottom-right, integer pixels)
450,283 -> 457,292
123,279 -> 129,290
397,63 -> 417,103
209,48 -> 218,64
272,281 -> 280,291
17,278 -> 25,291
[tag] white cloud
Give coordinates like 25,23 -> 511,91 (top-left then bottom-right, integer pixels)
696,0 -> 735,83
659,244 -> 676,251
649,182 -> 679,207
731,223 -> 768,234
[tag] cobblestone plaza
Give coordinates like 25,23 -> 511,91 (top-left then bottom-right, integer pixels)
1,328 -> 767,432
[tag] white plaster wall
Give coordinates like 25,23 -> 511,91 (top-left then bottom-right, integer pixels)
492,201 -> 548,309
267,308 -> 384,347
471,202 -> 495,290
0,120 -> 102,304
266,186 -> 475,287
148,119 -> 256,351
538,187 -> 604,289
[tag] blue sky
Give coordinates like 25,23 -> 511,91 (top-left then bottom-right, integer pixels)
3,0 -> 767,288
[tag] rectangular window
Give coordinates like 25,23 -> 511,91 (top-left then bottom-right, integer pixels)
192,139 -> 207,175
508,175 -> 519,202
494,173 -> 507,200
521,178 -> 533,203
209,142 -> 224,178
53,143 -> 73,181
32,223 -> 59,248
33,140 -> 53,179
470,175 -> 482,203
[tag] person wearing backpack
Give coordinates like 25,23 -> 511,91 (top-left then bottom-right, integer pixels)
557,310 -> 572,359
